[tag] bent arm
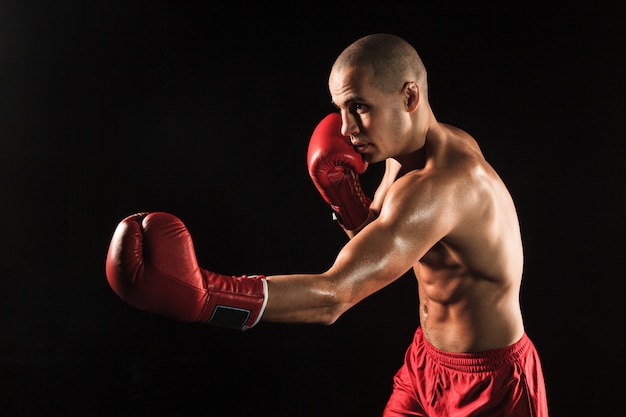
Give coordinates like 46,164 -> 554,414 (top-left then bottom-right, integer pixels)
344,158 -> 403,239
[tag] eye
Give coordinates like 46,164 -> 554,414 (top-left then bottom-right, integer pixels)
352,103 -> 368,114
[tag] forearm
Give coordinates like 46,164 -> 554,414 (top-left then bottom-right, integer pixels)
262,218 -> 408,325
262,273 -> 347,325
342,159 -> 397,238
343,208 -> 379,239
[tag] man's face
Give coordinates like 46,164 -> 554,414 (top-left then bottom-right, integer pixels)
329,65 -> 407,163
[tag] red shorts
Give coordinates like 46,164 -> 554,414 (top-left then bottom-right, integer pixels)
383,327 -> 548,417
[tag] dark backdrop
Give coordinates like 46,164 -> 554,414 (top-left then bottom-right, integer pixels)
2,1 -> 624,416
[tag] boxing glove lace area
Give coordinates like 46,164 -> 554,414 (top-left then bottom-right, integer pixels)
307,113 -> 371,230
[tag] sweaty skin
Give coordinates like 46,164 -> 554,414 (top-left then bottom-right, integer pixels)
262,37 -> 525,354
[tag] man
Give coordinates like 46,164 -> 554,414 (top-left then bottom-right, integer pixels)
106,33 -> 548,416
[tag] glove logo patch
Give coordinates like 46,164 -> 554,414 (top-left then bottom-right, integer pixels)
207,305 -> 251,329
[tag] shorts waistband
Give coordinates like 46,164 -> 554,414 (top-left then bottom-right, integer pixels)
420,328 -> 531,372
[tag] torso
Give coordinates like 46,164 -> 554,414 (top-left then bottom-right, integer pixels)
394,124 -> 525,352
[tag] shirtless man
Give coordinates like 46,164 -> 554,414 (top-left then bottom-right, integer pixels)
106,33 -> 548,416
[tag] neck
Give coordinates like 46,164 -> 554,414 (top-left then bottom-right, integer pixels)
394,112 -> 437,171
394,146 -> 427,173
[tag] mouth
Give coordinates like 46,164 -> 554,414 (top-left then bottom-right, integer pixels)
353,143 -> 369,153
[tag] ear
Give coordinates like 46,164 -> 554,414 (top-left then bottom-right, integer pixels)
403,81 -> 420,112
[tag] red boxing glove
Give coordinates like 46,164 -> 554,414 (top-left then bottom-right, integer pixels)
307,113 -> 371,230
105,212 -> 267,330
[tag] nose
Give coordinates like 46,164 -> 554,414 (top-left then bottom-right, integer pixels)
340,112 -> 359,139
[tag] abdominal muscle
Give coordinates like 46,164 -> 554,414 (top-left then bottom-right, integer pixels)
414,261 -> 525,353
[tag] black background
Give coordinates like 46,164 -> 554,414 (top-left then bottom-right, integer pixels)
2,1 -> 625,416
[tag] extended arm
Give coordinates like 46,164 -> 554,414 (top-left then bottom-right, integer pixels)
105,172 -> 458,331
262,175 -> 454,324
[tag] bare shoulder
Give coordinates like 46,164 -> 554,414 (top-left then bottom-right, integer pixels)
385,127 -> 491,217
376,123 -> 521,273
441,123 -> 484,157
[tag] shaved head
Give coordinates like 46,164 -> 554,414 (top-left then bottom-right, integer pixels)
332,33 -> 428,96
